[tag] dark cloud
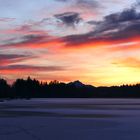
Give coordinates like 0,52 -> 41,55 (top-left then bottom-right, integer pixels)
61,33 -> 92,46
0,54 -> 34,65
0,65 -> 65,72
93,8 -> 140,39
62,8 -> 140,46
0,54 -> 28,60
87,20 -> 99,25
105,9 -> 140,23
54,12 -> 82,27
91,9 -> 140,34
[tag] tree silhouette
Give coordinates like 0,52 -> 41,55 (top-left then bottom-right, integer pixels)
0,77 -> 140,99
0,78 -> 10,98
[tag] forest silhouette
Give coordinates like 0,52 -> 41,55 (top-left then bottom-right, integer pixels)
0,77 -> 140,99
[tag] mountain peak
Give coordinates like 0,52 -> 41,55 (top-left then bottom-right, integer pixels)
68,80 -> 85,88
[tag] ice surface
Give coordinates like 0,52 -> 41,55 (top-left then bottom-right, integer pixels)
0,98 -> 140,140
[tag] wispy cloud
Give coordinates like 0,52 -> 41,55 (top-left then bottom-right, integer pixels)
0,17 -> 15,22
55,0 -> 99,8
0,54 -> 33,65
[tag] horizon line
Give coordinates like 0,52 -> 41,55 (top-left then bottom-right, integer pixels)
1,76 -> 140,88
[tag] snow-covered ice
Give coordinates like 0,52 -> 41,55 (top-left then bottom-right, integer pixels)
0,98 -> 140,140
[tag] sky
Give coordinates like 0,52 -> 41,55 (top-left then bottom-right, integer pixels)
0,0 -> 140,86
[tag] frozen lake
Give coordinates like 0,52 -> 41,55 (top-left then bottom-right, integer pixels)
1,98 -> 140,140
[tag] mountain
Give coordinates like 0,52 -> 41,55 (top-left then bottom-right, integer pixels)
68,80 -> 94,88
68,80 -> 85,88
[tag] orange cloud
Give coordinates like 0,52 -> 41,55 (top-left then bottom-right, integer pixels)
114,57 -> 140,68
60,35 -> 140,54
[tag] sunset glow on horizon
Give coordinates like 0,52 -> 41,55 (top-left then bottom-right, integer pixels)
0,0 -> 140,86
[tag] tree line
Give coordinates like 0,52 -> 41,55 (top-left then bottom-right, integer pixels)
0,77 -> 140,99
